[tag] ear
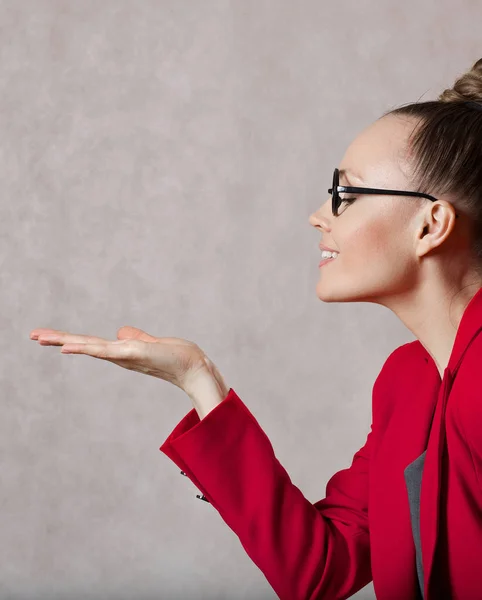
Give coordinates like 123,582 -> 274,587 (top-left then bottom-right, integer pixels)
416,202 -> 457,257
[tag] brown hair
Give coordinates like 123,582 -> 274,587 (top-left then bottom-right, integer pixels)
381,58 -> 482,276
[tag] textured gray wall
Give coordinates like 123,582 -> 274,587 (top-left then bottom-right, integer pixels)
3,1 -> 481,598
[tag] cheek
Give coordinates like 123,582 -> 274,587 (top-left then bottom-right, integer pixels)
341,216 -> 414,285
343,218 -> 393,262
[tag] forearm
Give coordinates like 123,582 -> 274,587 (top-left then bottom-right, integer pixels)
183,366 -> 229,420
160,388 -> 373,600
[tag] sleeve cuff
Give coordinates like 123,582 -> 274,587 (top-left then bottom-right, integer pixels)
159,387 -> 237,460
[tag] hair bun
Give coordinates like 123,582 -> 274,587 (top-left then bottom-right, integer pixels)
438,57 -> 482,104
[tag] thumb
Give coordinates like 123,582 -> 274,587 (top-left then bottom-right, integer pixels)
116,326 -> 159,343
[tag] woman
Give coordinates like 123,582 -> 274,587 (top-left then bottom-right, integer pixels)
31,58 -> 482,599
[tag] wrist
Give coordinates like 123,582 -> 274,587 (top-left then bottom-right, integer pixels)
183,367 -> 227,420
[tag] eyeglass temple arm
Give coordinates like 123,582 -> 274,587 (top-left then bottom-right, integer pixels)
330,185 -> 439,202
328,185 -> 459,218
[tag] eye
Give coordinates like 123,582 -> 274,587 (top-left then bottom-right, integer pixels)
340,196 -> 357,205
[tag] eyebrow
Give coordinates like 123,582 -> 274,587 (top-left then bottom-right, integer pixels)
339,169 -> 364,183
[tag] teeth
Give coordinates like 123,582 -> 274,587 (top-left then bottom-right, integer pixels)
321,250 -> 338,259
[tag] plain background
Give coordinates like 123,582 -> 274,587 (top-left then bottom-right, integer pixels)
2,1 -> 482,598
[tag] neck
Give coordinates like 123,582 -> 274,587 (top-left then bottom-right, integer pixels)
381,277 -> 482,377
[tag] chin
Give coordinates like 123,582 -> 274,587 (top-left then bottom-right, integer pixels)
315,284 -> 348,303
315,281 -> 378,304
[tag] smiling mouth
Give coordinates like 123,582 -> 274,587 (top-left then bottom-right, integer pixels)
319,257 -> 336,267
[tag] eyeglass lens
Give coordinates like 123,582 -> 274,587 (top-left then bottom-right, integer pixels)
332,169 -> 339,216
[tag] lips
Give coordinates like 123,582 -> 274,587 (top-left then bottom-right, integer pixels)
319,243 -> 337,253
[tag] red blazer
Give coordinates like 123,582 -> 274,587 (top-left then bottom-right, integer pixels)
160,287 -> 482,600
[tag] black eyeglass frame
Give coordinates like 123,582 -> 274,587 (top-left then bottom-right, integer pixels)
328,168 -> 459,219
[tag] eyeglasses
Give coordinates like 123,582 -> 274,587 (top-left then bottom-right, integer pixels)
328,168 -> 459,219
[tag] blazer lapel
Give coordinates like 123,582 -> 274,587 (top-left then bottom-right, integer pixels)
419,285 -> 482,599
419,367 -> 452,600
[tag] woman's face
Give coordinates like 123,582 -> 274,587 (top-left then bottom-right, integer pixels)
309,114 -> 445,306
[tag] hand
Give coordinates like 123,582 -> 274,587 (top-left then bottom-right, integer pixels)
29,325 -> 213,392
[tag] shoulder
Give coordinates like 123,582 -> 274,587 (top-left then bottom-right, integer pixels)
371,340 -> 425,425
373,340 -> 423,390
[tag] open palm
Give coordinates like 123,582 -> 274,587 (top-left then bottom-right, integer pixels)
30,325 -> 210,391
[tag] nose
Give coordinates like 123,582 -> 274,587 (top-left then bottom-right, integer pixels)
308,199 -> 332,230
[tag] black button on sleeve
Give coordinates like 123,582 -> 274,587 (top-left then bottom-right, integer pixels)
180,472 -> 210,502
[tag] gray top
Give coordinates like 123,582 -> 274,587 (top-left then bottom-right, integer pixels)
404,449 -> 427,599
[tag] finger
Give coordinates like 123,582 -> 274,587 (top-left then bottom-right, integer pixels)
31,329 -> 108,341
61,340 -> 130,356
117,326 -> 159,343
36,332 -> 111,346
30,328 -> 65,339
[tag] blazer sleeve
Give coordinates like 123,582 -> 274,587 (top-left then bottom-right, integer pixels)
159,388 -> 373,600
